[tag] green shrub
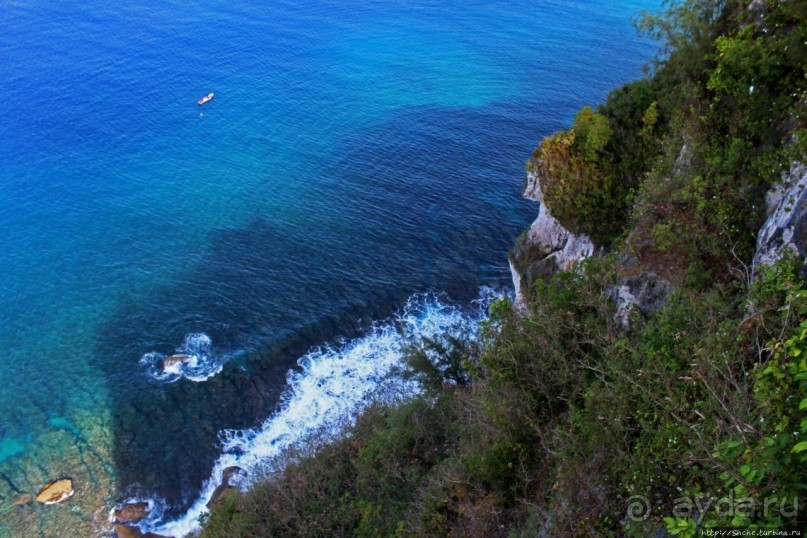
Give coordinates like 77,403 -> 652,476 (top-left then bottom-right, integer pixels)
402,332 -> 475,391
532,79 -> 666,246
532,112 -> 616,244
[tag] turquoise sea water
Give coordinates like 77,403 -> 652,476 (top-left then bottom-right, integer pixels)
0,0 -> 660,534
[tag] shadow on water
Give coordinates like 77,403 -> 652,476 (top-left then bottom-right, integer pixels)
92,102 -> 539,515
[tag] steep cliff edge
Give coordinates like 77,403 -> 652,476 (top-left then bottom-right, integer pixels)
510,158 -> 807,323
508,171 -> 596,308
509,168 -> 672,323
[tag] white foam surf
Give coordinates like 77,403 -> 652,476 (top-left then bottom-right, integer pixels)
139,332 -> 225,383
139,289 -> 499,537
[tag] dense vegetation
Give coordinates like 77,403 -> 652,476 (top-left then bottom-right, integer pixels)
202,1 -> 806,535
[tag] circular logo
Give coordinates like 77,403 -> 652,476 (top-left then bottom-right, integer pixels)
626,495 -> 651,521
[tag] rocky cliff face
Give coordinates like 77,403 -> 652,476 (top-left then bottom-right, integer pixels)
509,167 -> 673,323
611,269 -> 673,328
510,157 -> 807,318
509,171 -> 596,308
753,161 -> 807,276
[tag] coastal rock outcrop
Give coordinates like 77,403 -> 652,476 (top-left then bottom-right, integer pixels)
114,501 -> 150,523
207,484 -> 237,510
509,171 -> 597,308
511,166 -> 674,320
200,465 -> 246,511
35,477 -> 74,504
222,465 -> 246,485
114,525 -> 142,538
753,161 -> 807,276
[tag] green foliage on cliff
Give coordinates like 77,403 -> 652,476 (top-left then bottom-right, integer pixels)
532,108 -> 619,244
533,0 -> 805,258
203,1 -> 807,536
532,86 -> 662,244
530,54 -> 668,245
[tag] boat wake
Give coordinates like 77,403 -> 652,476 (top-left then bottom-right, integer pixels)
139,333 -> 224,383
136,289 -> 500,537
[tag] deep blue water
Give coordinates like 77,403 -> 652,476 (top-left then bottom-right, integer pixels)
0,0 -> 660,534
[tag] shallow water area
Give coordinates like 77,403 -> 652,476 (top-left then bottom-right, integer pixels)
0,0 -> 660,535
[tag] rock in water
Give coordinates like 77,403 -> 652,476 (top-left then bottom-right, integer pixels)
114,501 -> 150,522
162,354 -> 195,373
222,465 -> 246,485
35,478 -> 74,504
11,493 -> 32,505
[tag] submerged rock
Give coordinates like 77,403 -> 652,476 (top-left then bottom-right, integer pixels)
35,477 -> 74,504
11,493 -> 32,505
114,501 -> 150,523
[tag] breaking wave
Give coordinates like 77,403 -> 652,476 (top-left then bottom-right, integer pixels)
138,289 -> 499,537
